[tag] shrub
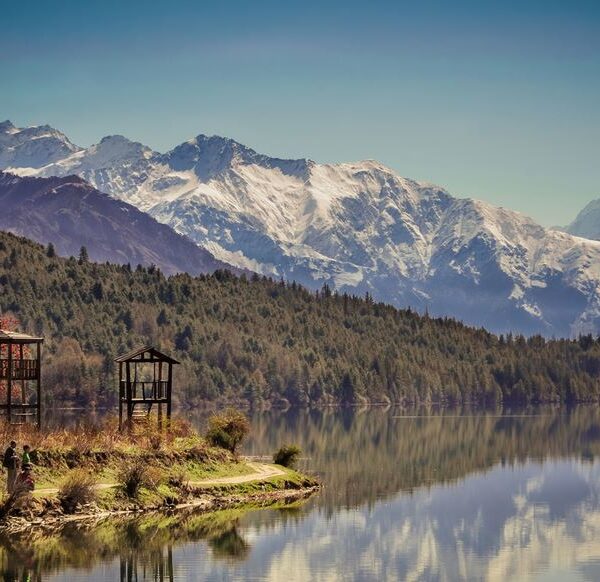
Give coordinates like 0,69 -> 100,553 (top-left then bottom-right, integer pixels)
148,434 -> 162,451
168,468 -> 189,489
118,459 -> 162,497
205,409 -> 250,454
58,470 -> 97,513
273,444 -> 302,468
0,481 -> 33,518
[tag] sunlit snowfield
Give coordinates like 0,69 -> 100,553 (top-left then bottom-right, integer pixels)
9,406 -> 600,582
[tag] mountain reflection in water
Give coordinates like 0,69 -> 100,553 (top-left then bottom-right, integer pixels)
5,406 -> 600,581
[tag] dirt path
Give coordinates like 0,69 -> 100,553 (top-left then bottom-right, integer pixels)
195,462 -> 285,486
34,462 -> 286,496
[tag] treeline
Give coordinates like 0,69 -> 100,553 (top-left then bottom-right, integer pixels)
1,231 -> 600,408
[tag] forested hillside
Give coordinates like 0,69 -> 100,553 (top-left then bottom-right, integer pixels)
1,230 -> 599,408
0,172 -> 228,275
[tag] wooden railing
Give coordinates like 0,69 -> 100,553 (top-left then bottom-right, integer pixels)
120,380 -> 169,401
0,359 -> 39,380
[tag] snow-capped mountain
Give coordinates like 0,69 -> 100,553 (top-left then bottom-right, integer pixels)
0,120 -> 80,169
565,199 -> 600,241
2,119 -> 600,336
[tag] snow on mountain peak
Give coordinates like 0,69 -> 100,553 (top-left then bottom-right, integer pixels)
166,133 -> 311,181
0,122 -> 80,169
566,198 -> 600,241
0,120 -> 16,134
3,121 -> 600,336
86,135 -> 156,164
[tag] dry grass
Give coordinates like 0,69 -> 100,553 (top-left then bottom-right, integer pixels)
118,459 -> 163,497
58,469 -> 98,513
168,467 -> 190,489
0,481 -> 33,519
0,416 -> 197,456
0,416 -> 234,499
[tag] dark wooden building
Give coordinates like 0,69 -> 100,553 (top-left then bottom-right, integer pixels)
0,330 -> 43,426
115,346 -> 179,429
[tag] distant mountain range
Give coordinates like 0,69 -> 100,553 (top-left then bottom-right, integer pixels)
2,119 -> 600,337
565,199 -> 600,241
0,172 -> 228,276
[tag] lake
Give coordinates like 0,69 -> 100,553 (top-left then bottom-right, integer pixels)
4,406 -> 600,581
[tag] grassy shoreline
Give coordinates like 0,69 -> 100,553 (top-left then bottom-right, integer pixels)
0,417 -> 320,529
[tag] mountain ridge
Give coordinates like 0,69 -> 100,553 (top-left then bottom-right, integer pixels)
2,119 -> 600,336
565,198 -> 600,241
0,171 -> 232,276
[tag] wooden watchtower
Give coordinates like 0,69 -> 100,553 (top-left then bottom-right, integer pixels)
115,346 -> 179,430
0,330 -> 43,427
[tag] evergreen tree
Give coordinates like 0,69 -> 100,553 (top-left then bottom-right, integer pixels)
1,230 -> 600,408
78,246 -> 89,264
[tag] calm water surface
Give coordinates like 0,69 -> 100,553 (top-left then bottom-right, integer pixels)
5,406 -> 600,581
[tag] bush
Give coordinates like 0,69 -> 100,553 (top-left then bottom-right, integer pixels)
205,409 -> 250,454
118,459 -> 162,497
273,444 -> 302,468
168,468 -> 189,489
0,481 -> 33,518
58,470 -> 97,513
148,434 -> 162,451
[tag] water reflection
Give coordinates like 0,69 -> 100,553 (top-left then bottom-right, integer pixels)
244,406 -> 600,510
120,547 -> 174,582
0,505 -> 301,581
5,406 -> 600,581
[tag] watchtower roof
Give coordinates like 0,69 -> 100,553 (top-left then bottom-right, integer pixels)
114,345 -> 180,364
0,330 -> 44,343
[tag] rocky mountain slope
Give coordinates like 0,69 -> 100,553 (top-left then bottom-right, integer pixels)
0,172 -> 229,276
565,199 -> 600,241
2,120 -> 600,336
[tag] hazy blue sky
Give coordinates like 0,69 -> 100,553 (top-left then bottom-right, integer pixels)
2,0 -> 599,225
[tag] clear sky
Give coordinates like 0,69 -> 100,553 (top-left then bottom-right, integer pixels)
2,0 -> 599,226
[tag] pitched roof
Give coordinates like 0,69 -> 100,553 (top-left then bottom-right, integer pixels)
114,345 -> 180,364
0,329 -> 44,343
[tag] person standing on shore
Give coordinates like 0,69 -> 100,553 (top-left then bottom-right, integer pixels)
22,445 -> 31,467
3,441 -> 19,493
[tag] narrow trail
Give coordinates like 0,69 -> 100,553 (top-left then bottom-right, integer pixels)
195,462 -> 285,486
35,462 -> 286,496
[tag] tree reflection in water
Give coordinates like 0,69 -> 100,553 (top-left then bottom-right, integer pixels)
242,404 -> 600,509
0,505 -> 284,581
4,406 -> 600,580
119,547 -> 174,582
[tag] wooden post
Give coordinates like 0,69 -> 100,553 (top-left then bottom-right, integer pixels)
36,341 -> 42,429
19,344 -> 25,405
158,362 -> 163,397
166,363 -> 172,422
7,340 -> 12,424
118,361 -> 123,430
126,361 -> 132,428
157,361 -> 163,430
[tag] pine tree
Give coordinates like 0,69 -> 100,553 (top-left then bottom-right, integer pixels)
91,282 -> 104,301
157,309 -> 169,326
78,246 -> 89,264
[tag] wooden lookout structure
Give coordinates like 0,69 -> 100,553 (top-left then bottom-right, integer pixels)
0,330 -> 43,427
115,346 -> 179,430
